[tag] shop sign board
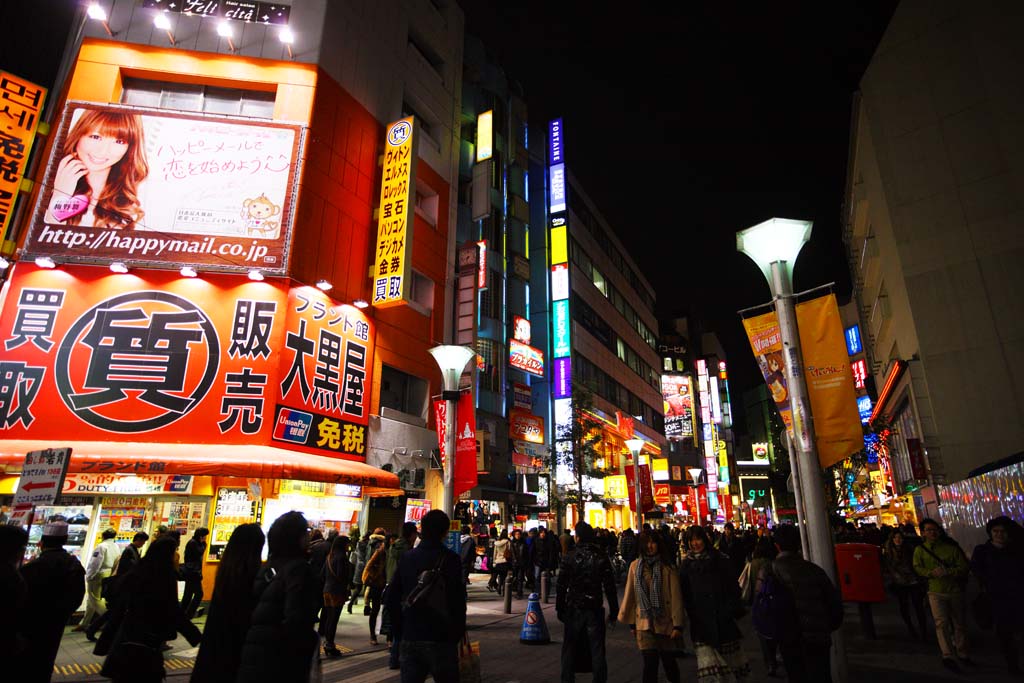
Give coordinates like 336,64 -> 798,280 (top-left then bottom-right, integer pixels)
433,391 -> 478,497
0,71 -> 46,244
661,374 -> 694,442
553,357 -> 571,399
13,447 -> 72,506
404,498 -> 431,523
141,0 -> 291,24
509,339 -> 544,377
61,473 -> 193,495
26,103 -> 302,274
605,474 -> 627,499
513,316 -> 531,344
654,483 -> 670,505
552,299 -> 571,357
0,265 -> 373,462
512,382 -> 532,411
372,116 -> 417,308
509,409 -> 545,444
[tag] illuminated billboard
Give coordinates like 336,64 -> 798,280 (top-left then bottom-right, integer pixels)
475,110 -> 493,162
553,299 -> 571,357
0,72 -> 46,242
549,163 -> 566,214
551,263 -> 570,301
851,358 -> 868,390
509,339 -> 544,377
662,374 -> 694,441
845,324 -> 862,356
553,357 -> 571,399
372,117 -> 417,307
27,103 -> 303,274
857,395 -> 872,423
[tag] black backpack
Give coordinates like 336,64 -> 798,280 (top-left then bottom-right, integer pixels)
751,562 -> 800,642
403,551 -> 450,624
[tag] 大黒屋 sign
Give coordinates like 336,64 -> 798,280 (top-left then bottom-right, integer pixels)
26,103 -> 303,274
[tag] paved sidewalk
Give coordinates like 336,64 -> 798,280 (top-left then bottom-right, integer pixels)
49,573 -> 1022,682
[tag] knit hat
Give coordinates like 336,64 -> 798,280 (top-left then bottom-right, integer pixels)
42,521 -> 69,538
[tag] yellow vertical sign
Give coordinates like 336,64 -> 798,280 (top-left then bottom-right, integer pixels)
372,116 -> 417,308
0,72 -> 47,252
476,110 -> 493,162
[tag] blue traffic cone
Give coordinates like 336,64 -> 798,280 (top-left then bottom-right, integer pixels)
519,592 -> 551,644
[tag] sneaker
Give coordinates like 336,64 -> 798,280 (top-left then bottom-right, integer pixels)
942,658 -> 962,674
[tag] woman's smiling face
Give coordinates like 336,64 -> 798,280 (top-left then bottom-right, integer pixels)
75,128 -> 129,172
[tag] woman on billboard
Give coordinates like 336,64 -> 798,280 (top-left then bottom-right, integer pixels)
44,109 -> 149,230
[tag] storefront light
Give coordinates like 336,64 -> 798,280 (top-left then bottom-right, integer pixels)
0,256 -> 10,269
316,279 -> 332,291
353,299 -> 369,309
109,262 -> 129,274
247,269 -> 264,282
180,266 -> 198,278
35,256 -> 56,269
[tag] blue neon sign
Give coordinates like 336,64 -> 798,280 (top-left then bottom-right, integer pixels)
553,299 -> 571,357
845,325 -> 862,356
857,395 -> 872,423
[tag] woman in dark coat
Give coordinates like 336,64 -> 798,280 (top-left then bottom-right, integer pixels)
971,516 -> 1024,675
319,535 -> 353,656
97,536 -> 202,683
236,511 -> 320,683
678,526 -> 750,681
191,523 -> 266,683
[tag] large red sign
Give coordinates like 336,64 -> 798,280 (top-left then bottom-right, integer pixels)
0,264 -> 373,461
434,390 -> 477,497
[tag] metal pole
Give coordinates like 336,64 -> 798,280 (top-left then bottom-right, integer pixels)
442,395 -> 457,517
770,260 -> 847,683
785,430 -> 810,558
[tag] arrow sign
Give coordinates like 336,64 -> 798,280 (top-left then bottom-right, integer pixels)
12,448 -> 73,509
21,481 -> 56,492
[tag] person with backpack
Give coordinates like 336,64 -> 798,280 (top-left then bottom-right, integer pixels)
754,524 -> 842,682
743,537 -> 779,677
913,518 -> 971,673
385,522 -> 418,669
385,509 -> 467,683
679,525 -> 750,681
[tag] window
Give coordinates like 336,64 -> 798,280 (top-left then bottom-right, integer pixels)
476,338 -> 501,394
121,77 -> 275,118
675,359 -> 685,372
408,31 -> 445,79
592,267 -> 608,297
379,365 -> 429,419
415,180 -> 439,227
663,357 -> 672,372
410,270 -> 434,313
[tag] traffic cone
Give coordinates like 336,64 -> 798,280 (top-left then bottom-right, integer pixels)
519,592 -> 551,644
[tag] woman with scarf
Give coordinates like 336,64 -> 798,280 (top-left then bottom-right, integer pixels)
618,530 -> 685,683
679,526 -> 750,682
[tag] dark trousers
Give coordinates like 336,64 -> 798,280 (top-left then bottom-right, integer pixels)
997,620 -> 1021,672
367,585 -> 383,640
779,640 -> 831,683
758,635 -> 778,670
319,605 -> 342,645
399,639 -> 458,683
892,583 -> 928,636
389,634 -> 402,668
181,574 -> 203,618
561,607 -> 608,683
641,648 -> 679,683
346,583 -> 362,610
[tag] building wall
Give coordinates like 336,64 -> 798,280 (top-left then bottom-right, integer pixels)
846,0 -> 1024,482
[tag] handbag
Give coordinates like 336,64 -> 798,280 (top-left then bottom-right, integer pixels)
102,640 -> 164,681
458,633 -> 482,683
737,561 -> 752,603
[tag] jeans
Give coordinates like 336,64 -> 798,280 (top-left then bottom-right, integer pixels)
560,607 -> 608,683
927,592 -> 968,659
399,639 -> 458,683
181,574 -> 203,618
779,640 -> 831,683
389,634 -> 401,668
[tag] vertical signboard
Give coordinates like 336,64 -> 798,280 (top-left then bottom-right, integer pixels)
549,118 -> 573,491
372,117 -> 417,308
0,72 -> 46,248
475,110 -> 493,162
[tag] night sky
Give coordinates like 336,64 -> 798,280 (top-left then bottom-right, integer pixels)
1,1 -> 899,434
463,1 -> 898,420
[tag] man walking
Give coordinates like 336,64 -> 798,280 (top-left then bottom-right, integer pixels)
386,510 -> 466,683
386,521 -> 419,670
181,527 -> 210,618
767,524 -> 843,682
85,531 -> 148,641
18,521 -> 86,683
78,527 -> 118,632
556,521 -> 619,683
913,518 -> 971,673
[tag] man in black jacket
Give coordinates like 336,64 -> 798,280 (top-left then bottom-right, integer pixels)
18,521 -> 86,683
386,510 -> 467,683
556,521 -> 618,683
181,527 -> 209,618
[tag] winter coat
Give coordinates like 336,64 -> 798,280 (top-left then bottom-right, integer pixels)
678,550 -> 743,648
619,532 -> 638,563
618,558 -> 686,636
385,539 -> 467,643
350,541 -> 368,585
362,537 -> 387,589
17,548 -> 86,683
493,538 -> 511,566
882,540 -> 922,588
913,538 -> 968,594
0,563 -> 27,658
769,551 -> 844,645
182,538 -> 207,578
236,557 -> 319,683
556,541 -> 618,614
510,538 -> 527,568
308,539 -> 331,582
191,566 -> 261,683
386,537 -> 412,583
971,541 -> 1024,628
324,551 -> 354,598
531,534 -> 560,569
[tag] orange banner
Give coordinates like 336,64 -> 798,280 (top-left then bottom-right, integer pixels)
0,264 -> 373,461
795,294 -> 863,468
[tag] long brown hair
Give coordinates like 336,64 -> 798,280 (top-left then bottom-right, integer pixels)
62,109 -> 148,229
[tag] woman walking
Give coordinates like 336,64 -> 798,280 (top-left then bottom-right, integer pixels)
743,537 -> 780,676
236,511 -> 320,683
319,535 -> 353,657
618,530 -> 685,683
492,529 -> 511,596
191,523 -> 265,683
679,526 -> 750,681
971,516 -> 1024,675
882,529 -> 928,639
97,537 -> 201,683
361,528 -> 388,646
346,532 -> 367,614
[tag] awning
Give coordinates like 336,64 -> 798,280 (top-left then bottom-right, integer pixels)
0,440 -> 401,495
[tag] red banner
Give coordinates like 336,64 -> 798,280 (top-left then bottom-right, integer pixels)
434,391 -> 477,497
626,463 -> 655,513
0,264 -> 373,461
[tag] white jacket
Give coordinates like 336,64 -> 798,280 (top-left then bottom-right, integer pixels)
86,538 -> 119,581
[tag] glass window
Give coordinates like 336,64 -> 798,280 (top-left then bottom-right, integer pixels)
675,359 -> 684,372
592,267 -> 608,297
379,365 -> 429,419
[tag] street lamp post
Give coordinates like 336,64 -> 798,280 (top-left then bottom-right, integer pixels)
428,345 -> 475,517
737,217 -> 846,682
687,467 -> 703,525
625,438 -> 645,532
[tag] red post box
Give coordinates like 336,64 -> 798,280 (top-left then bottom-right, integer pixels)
834,543 -> 885,603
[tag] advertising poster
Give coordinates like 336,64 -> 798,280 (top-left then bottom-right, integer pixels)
372,117 -> 417,307
0,264 -> 372,461
795,294 -> 864,468
742,310 -> 794,435
661,374 -> 694,441
509,339 -> 544,377
509,409 -> 545,444
626,463 -> 655,513
404,498 -> 432,523
0,72 -> 46,241
27,103 -> 302,273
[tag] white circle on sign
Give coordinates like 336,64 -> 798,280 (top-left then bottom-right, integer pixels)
526,611 -> 538,624
388,120 -> 412,146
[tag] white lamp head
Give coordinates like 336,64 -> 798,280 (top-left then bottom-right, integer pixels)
428,345 -> 475,393
624,438 -> 645,455
687,467 -> 703,484
736,217 -> 813,285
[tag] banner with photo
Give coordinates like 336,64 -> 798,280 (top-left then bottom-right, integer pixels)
26,102 -> 303,274
742,310 -> 795,436
661,374 -> 695,442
